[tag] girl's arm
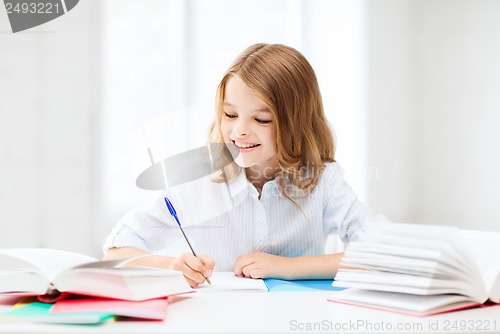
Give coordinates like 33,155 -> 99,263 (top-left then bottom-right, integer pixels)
104,247 -> 214,287
233,252 -> 344,280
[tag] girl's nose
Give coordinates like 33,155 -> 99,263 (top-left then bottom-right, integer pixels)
233,120 -> 249,137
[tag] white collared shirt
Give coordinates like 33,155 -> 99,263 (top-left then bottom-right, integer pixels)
103,162 -> 387,271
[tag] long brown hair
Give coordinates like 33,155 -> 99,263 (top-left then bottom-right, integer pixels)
209,43 -> 335,194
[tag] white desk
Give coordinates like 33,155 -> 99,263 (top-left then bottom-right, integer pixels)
1,291 -> 500,334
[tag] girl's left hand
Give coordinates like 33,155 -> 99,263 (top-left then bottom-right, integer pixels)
233,252 -> 291,279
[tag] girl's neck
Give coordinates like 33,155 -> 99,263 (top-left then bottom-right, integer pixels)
245,161 -> 280,195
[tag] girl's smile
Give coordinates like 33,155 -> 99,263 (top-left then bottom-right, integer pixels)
232,140 -> 261,152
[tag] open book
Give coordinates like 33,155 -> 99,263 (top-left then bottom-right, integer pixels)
329,223 -> 500,316
0,248 -> 192,302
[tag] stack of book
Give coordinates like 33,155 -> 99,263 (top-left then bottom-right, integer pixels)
329,222 -> 500,316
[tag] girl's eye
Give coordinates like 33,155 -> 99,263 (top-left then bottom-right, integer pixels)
256,118 -> 272,124
224,112 -> 237,119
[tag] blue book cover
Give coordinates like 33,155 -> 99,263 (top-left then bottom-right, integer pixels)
1,299 -> 114,325
264,279 -> 346,292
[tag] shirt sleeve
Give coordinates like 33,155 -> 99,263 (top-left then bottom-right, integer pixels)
322,163 -> 389,244
102,195 -> 178,254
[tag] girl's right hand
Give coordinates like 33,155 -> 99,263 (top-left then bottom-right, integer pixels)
103,247 -> 214,288
169,252 -> 215,287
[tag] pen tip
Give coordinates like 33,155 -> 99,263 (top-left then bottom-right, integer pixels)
206,277 -> 212,285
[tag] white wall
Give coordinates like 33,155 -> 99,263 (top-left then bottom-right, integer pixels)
415,0 -> 500,230
367,0 -> 500,231
0,1 -> 106,256
366,0 -> 417,223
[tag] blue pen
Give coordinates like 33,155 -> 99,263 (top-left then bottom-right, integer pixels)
164,196 -> 211,285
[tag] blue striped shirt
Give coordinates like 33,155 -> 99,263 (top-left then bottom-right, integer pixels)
103,162 -> 387,271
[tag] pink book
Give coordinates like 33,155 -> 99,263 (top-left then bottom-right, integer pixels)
50,296 -> 169,320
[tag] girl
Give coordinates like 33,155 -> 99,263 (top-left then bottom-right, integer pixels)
103,43 -> 386,287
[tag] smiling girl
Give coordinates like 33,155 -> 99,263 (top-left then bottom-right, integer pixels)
103,43 -> 387,287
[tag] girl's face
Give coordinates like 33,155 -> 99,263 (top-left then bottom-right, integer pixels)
221,75 -> 278,170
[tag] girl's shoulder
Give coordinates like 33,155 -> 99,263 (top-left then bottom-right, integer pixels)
319,161 -> 344,182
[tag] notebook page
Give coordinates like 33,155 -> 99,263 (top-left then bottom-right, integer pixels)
194,272 -> 268,292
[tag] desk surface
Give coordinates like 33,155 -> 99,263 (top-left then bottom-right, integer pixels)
1,291 -> 500,334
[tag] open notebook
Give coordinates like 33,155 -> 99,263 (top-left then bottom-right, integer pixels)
194,272 -> 341,292
194,272 -> 268,292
